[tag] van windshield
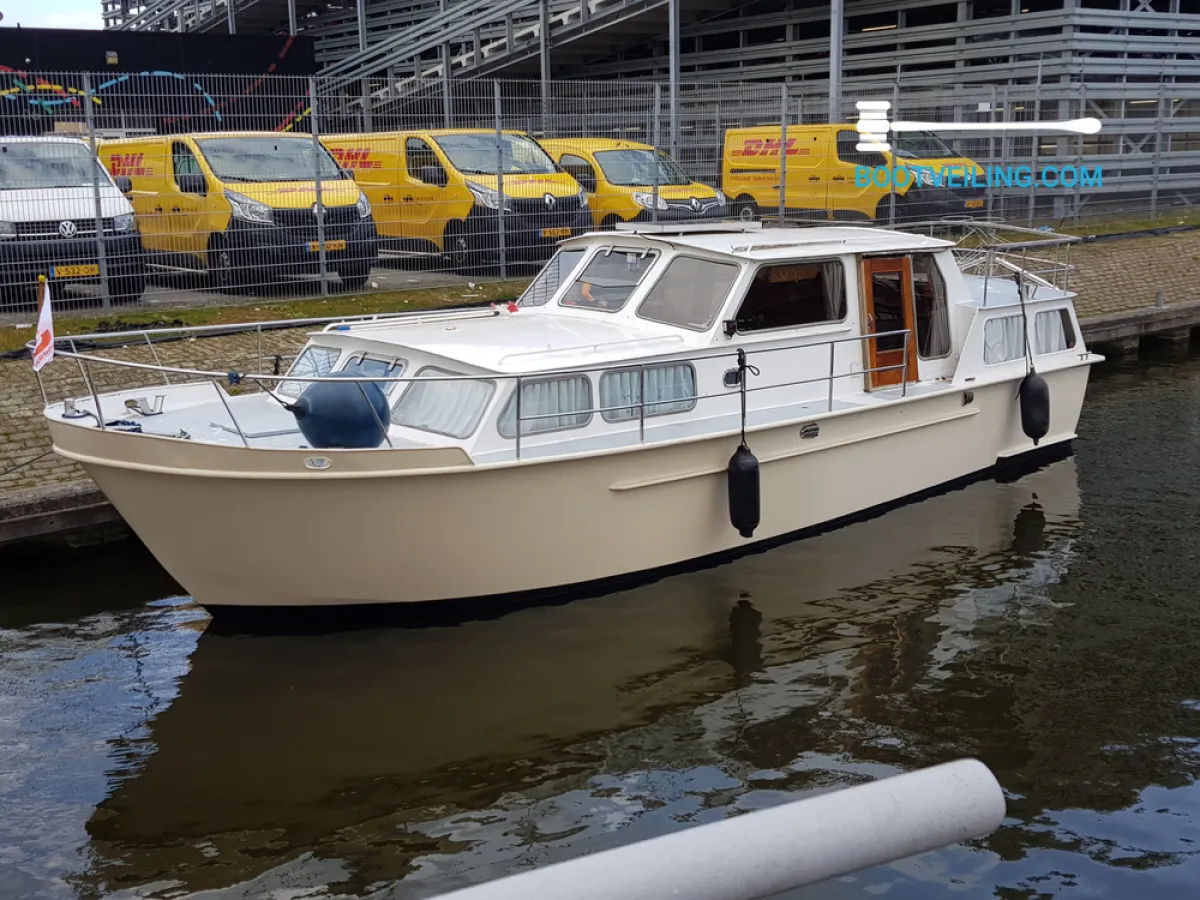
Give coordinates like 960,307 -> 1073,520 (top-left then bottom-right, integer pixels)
594,149 -> 692,187
431,133 -> 557,175
892,132 -> 958,160
0,142 -> 106,190
194,137 -> 345,183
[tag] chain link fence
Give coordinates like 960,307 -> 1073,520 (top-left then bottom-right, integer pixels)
0,70 -> 1196,311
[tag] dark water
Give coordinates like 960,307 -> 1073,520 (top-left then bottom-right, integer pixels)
5,348 -> 1200,900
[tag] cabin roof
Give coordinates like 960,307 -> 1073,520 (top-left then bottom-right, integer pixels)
563,225 -> 953,262
328,312 -> 697,375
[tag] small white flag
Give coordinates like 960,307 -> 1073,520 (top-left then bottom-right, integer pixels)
32,279 -> 53,372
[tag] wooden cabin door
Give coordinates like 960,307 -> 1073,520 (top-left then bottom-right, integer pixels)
862,256 -> 919,389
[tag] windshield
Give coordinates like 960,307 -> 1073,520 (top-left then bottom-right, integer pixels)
195,137 -> 345,183
593,149 -> 692,187
0,142 -> 108,190
518,247 -> 587,306
560,248 -> 659,312
432,133 -> 557,175
892,132 -> 959,160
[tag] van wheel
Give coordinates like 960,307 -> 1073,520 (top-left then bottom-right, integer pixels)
337,264 -> 371,293
111,276 -> 146,305
443,222 -> 473,273
733,196 -> 759,222
208,238 -> 244,292
600,215 -> 622,230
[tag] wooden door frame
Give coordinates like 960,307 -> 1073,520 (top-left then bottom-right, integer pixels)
860,255 -> 919,390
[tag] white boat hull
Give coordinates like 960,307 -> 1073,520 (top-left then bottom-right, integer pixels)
49,364 -> 1092,610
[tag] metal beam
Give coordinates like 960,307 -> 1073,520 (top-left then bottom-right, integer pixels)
669,0 -> 679,153
829,0 -> 842,123
226,0 -> 236,33
288,0 -> 298,34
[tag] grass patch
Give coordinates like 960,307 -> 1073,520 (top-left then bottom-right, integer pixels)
0,279 -> 532,355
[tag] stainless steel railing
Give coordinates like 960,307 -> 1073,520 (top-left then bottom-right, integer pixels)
33,316 -> 915,459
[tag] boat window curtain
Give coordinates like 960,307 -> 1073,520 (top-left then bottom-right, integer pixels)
821,261 -> 846,320
391,367 -> 495,439
983,315 -> 1027,364
498,375 -> 593,438
1034,310 -> 1070,354
599,365 -> 698,422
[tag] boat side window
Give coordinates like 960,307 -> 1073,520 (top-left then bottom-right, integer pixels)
561,247 -> 659,312
983,315 -> 1027,364
519,247 -> 588,306
599,363 -> 698,423
338,353 -> 406,394
391,366 -> 495,439
1034,309 -> 1077,355
733,260 -> 846,333
279,345 -> 339,397
497,375 -> 593,438
637,256 -> 741,332
911,253 -> 951,359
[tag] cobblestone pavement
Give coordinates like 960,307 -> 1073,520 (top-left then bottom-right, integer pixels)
2,230 -> 1197,498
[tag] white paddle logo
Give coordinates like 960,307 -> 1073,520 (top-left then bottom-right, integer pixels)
853,100 -> 1104,190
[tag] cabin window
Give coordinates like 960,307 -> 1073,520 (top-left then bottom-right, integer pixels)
279,345 -> 339,397
983,315 -> 1027,364
599,364 -> 698,422
338,354 -> 405,394
560,247 -> 659,312
518,247 -> 587,307
734,261 -> 846,332
391,366 -> 495,439
1034,309 -> 1077,354
497,375 -> 593,438
638,256 -> 741,331
911,254 -> 952,359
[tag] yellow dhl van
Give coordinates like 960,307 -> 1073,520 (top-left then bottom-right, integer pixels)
538,138 -> 726,228
98,132 -> 379,291
320,129 -> 590,269
722,125 -> 988,223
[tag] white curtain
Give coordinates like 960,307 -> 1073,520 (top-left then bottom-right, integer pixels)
983,315 -> 1027,364
821,261 -> 845,320
1034,310 -> 1069,354
926,298 -> 952,357
498,376 -> 592,437
392,369 -> 494,439
599,365 -> 697,422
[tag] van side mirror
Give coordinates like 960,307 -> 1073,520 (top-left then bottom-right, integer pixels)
177,172 -> 207,196
113,175 -> 133,195
341,167 -> 356,181
571,171 -> 597,194
418,165 -> 448,188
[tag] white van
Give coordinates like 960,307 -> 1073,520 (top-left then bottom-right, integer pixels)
0,136 -> 147,306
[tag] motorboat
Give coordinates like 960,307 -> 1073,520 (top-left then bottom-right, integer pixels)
36,219 -> 1101,610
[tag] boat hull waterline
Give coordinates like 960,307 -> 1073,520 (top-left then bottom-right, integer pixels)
48,364 -> 1091,610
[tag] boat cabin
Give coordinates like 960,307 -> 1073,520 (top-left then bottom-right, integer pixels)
67,222 -> 1087,462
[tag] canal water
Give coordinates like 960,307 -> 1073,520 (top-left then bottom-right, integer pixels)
4,347 -> 1200,900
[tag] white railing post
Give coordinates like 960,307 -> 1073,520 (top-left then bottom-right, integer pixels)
430,759 -> 1005,900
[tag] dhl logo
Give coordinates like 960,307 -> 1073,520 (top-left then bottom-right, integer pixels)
330,147 -> 382,169
108,153 -> 155,177
733,139 -> 810,158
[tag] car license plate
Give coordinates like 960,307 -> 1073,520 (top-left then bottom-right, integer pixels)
52,264 -> 100,278
308,239 -> 348,252
541,227 -> 572,238
965,199 -> 985,209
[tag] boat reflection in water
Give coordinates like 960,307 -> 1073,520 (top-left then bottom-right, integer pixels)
77,458 -> 1081,900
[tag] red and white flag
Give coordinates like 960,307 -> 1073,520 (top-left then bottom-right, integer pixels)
32,278 -> 54,372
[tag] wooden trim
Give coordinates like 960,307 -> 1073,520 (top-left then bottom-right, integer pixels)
861,256 -> 919,389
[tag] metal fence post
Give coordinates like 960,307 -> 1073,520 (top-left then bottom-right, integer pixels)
888,81 -> 899,227
1151,79 -> 1166,219
778,83 -> 788,226
309,76 -> 329,296
652,83 -> 661,224
987,84 -> 997,216
495,80 -> 508,280
82,73 -> 112,309
1028,57 -> 1043,227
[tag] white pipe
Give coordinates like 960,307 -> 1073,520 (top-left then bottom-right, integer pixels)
432,758 -> 1006,900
